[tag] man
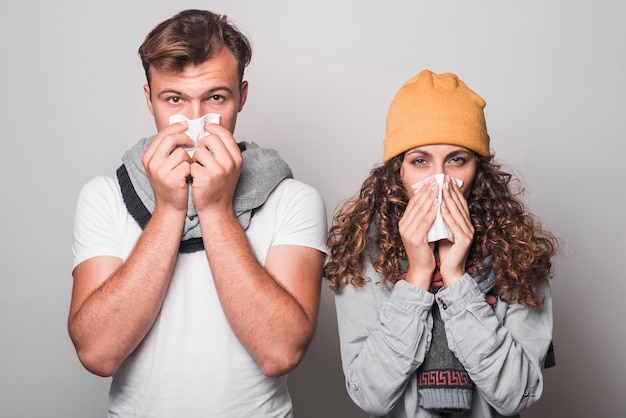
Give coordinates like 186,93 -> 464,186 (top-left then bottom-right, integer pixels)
69,9 -> 327,417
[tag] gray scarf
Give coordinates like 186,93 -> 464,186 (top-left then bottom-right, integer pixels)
416,251 -> 496,414
116,136 -> 292,253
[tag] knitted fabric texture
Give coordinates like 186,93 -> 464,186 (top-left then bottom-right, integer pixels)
412,249 -> 556,412
382,69 -> 491,162
412,247 -> 497,413
117,136 -> 293,253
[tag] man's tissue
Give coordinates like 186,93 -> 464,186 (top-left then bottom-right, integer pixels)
169,113 -> 221,156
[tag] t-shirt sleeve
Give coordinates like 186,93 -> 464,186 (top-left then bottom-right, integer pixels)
71,176 -> 126,270
268,179 -> 328,254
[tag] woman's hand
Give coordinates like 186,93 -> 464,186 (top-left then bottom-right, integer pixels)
398,176 -> 438,291
439,175 -> 475,287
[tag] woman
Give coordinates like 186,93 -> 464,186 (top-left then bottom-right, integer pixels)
325,70 -> 559,417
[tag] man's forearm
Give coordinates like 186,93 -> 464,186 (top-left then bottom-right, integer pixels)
69,207 -> 185,376
199,209 -> 322,377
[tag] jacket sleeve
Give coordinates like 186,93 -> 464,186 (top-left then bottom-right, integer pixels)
436,273 -> 553,416
334,273 -> 434,416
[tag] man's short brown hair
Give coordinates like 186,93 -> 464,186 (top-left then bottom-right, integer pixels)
138,9 -> 252,86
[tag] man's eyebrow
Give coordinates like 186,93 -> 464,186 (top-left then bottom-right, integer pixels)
200,86 -> 234,97
156,86 -> 233,99
156,88 -> 184,99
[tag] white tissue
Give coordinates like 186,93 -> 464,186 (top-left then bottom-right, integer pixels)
411,174 -> 464,242
169,113 -> 221,156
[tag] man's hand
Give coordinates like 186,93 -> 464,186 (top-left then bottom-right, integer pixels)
142,122 -> 194,212
190,123 -> 243,213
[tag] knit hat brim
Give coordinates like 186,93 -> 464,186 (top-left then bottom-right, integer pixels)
382,70 -> 491,163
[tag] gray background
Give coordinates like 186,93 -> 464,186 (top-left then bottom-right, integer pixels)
1,1 -> 624,417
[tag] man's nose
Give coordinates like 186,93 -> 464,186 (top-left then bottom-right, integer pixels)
186,103 -> 205,120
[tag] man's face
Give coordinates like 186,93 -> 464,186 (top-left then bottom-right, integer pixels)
144,47 -> 248,134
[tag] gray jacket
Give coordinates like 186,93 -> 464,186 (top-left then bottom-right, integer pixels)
334,263 -> 553,417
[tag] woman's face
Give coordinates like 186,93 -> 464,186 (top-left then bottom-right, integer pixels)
400,144 -> 477,199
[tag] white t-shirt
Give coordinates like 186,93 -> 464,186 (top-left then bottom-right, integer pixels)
72,175 -> 328,418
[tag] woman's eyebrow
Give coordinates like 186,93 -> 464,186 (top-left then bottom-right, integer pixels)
445,150 -> 472,158
405,149 -> 431,157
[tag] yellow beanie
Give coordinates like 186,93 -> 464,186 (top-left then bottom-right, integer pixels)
382,69 -> 491,163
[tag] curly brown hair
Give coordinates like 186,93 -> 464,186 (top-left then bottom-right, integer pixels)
324,153 -> 559,307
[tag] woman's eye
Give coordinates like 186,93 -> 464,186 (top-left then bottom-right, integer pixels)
449,157 -> 466,165
412,158 -> 427,165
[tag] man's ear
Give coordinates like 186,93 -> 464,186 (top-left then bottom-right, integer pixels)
144,84 -> 154,115
238,80 -> 249,112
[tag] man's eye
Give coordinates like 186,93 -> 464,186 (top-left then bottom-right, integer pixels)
167,97 -> 182,104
